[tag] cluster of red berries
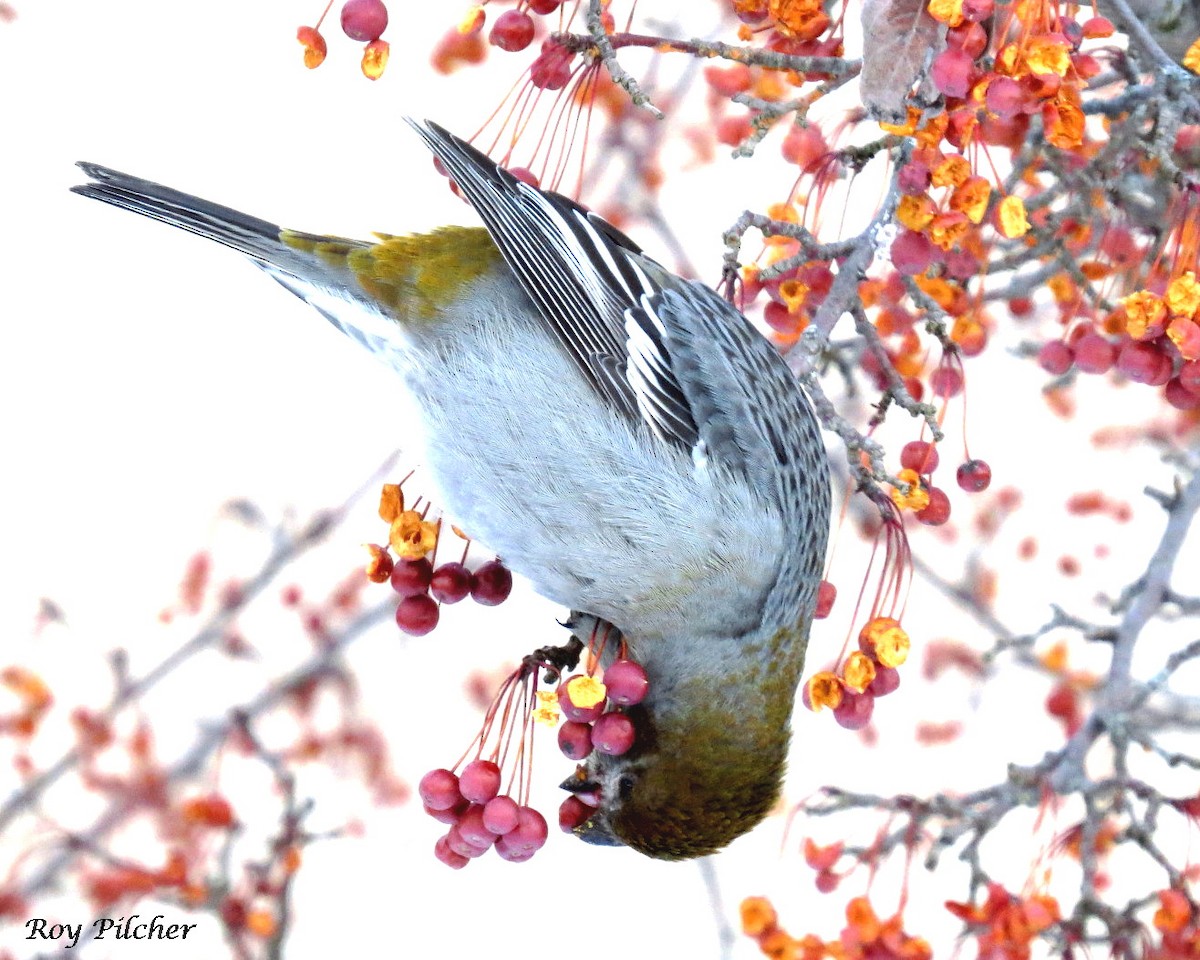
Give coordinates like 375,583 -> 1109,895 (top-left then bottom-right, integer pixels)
894,439 -> 993,527
418,761 -> 549,868
1038,330 -> 1200,412
297,0 -> 390,79
385,555 -> 512,636
554,659 -> 650,831
803,616 -> 909,730
435,1 -> 578,90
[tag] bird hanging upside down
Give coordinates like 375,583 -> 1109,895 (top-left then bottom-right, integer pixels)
72,120 -> 831,860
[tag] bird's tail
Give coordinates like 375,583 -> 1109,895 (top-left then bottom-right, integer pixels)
70,163 -> 414,358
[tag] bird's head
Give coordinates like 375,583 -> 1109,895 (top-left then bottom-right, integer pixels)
561,648 -> 800,860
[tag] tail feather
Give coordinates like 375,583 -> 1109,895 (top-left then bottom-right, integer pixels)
72,162 -> 411,362
70,163 -> 291,266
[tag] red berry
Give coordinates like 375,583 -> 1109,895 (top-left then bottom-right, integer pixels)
1045,683 -> 1077,720
419,768 -> 462,811
869,665 -> 901,697
490,9 -> 535,51
395,594 -> 439,635
814,580 -> 836,619
833,691 -> 875,730
482,795 -> 520,835
1038,341 -> 1074,375
897,161 -> 931,193
1166,377 -> 1200,410
891,230 -> 935,276
530,40 -> 574,89
931,366 -> 964,398
558,795 -> 595,832
389,558 -> 432,597
592,712 -> 636,755
603,660 -> 649,706
471,560 -> 513,605
508,166 -> 540,188
815,869 -> 840,893
1180,359 -> 1200,393
900,440 -> 939,474
508,806 -> 549,852
558,720 -> 594,760
947,21 -> 987,57
557,676 -> 606,723
956,459 -> 992,492
434,835 -> 469,870
457,804 -> 498,849
430,562 -> 471,603
528,0 -> 562,12
1073,332 -> 1116,374
931,47 -> 974,99
459,759 -> 502,804
340,0 -> 388,42
916,486 -> 951,525
1117,341 -> 1172,386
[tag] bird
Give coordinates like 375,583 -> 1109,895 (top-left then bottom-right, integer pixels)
71,120 -> 832,860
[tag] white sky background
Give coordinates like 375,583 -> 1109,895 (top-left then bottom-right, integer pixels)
2,2 -> 1198,958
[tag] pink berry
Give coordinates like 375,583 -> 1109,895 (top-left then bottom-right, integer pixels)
490,9 -> 535,51
471,560 -> 513,605
459,759 -> 502,804
814,580 -> 836,619
395,594 -> 439,635
434,835 -> 469,870
424,800 -> 468,825
916,486 -> 951,525
558,720 -> 594,760
482,795 -> 521,835
508,166 -> 540,188
1117,341 -> 1172,386
419,768 -> 462,811
558,795 -> 594,832
816,869 -> 840,893
1038,341 -> 1074,375
508,806 -> 549,852
592,712 -> 636,756
557,676 -> 606,723
445,825 -> 484,859
389,557 -> 432,597
457,804 -> 498,849
956,459 -> 992,492
1073,332 -> 1116,374
891,229 -> 935,276
1180,359 -> 1200,393
833,691 -> 875,730
931,47 -> 974,99
931,366 -> 964,398
494,835 -> 537,862
430,562 -> 471,604
1166,377 -> 1200,410
869,665 -> 901,697
340,0 -> 388,42
900,440 -> 939,474
603,660 -> 649,706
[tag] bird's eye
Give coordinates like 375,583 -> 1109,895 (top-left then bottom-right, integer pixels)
617,775 -> 635,801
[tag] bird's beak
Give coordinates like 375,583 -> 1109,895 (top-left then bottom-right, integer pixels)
559,770 -> 603,807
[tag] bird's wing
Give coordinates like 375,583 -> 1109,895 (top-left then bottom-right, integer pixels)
637,281 -> 828,514
408,120 -> 700,452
